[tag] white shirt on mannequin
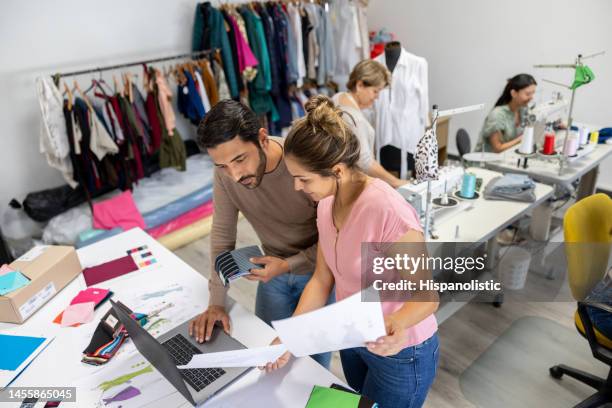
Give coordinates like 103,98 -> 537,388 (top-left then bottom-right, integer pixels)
373,48 -> 429,179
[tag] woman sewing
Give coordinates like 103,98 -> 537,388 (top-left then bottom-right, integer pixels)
477,74 -> 537,153
332,60 -> 407,188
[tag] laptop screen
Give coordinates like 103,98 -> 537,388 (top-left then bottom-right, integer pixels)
110,300 -> 196,406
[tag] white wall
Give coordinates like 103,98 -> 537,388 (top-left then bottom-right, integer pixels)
368,0 -> 612,189
0,0 -> 203,220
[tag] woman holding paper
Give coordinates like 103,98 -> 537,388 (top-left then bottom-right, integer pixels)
476,73 -> 537,153
265,96 -> 439,408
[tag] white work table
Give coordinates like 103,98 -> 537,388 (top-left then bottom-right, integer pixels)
422,167 -> 554,323
431,167 -> 554,242
484,141 -> 612,188
0,228 -> 343,407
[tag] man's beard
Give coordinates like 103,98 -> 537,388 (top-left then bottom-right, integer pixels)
238,147 -> 267,189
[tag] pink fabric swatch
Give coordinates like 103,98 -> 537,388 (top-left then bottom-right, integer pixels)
147,201 -> 214,238
0,264 -> 14,276
61,302 -> 95,327
70,287 -> 110,306
93,190 -> 146,231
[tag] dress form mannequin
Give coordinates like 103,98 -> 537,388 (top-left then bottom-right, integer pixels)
385,41 -> 402,73
380,41 -> 414,177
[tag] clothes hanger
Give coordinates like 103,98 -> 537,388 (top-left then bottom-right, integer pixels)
142,64 -> 150,92
73,79 -> 94,110
63,79 -> 73,110
112,74 -> 119,94
123,72 -> 134,103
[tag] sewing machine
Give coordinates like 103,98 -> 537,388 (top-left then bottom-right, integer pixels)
397,165 -> 465,216
527,96 -> 568,147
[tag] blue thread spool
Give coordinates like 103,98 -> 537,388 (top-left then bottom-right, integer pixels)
461,173 -> 476,198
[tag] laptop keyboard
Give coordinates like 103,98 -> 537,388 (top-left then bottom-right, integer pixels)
162,333 -> 226,392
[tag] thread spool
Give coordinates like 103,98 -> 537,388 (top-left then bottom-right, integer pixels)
460,173 -> 476,198
519,127 -> 535,154
543,133 -> 555,155
579,127 -> 590,145
563,131 -> 579,157
590,131 -> 600,144
441,192 -> 449,205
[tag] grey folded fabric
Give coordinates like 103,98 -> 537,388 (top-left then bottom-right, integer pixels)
484,175 -> 536,202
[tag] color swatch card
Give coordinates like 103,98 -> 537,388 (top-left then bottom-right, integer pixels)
127,245 -> 158,269
0,271 -> 30,296
215,246 -> 264,286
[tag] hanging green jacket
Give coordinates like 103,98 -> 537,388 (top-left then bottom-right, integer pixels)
240,6 -> 276,117
193,3 -> 239,99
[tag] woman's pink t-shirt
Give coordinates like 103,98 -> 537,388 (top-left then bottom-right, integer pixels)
316,178 -> 437,347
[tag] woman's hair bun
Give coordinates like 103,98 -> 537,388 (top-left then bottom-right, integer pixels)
304,95 -> 347,142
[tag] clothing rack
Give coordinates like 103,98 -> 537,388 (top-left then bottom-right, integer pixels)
53,49 -> 215,79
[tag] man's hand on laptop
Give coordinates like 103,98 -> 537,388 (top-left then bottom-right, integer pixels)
259,337 -> 291,373
245,256 -> 289,283
189,305 -> 231,343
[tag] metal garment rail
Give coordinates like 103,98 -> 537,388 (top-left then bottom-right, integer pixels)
53,49 -> 215,79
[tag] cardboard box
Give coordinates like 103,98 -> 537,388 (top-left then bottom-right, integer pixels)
0,245 -> 82,324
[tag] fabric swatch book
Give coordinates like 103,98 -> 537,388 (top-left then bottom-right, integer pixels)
215,246 -> 263,286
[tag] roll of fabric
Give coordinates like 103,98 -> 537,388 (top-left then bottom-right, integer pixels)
143,185 -> 213,229
148,201 -> 214,239
157,216 -> 214,251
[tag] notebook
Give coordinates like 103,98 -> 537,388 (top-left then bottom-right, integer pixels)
215,246 -> 263,286
305,385 -> 377,408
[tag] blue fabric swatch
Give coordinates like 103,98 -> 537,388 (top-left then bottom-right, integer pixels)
0,334 -> 45,371
0,271 -> 30,296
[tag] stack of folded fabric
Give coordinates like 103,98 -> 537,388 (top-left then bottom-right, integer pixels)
484,173 -> 536,202
42,154 -> 217,250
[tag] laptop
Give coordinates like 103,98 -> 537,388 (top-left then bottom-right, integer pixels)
110,300 -> 252,406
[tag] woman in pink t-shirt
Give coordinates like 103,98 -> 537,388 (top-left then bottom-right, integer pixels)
265,96 -> 439,408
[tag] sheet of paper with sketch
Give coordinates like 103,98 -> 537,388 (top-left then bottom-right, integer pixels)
215,245 -> 264,286
271,290 -> 387,357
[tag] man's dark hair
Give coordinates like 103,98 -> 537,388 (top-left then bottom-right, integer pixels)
196,99 -> 261,149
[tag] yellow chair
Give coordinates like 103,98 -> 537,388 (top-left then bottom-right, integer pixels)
549,193 -> 612,407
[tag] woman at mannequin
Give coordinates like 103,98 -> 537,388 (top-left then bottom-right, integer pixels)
476,73 -> 537,153
332,60 -> 407,188
263,95 -> 440,408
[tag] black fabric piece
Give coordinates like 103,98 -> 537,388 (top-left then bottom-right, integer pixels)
301,12 -> 311,77
379,145 -> 416,175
